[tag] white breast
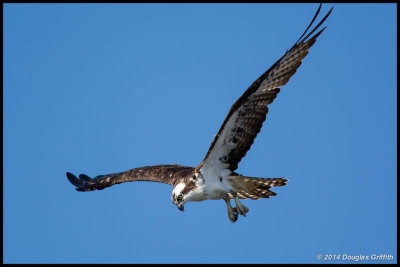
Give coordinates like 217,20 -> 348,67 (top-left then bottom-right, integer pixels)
200,162 -> 234,200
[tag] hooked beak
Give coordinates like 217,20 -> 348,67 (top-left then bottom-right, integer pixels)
177,203 -> 184,211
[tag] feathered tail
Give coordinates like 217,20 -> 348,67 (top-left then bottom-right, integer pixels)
230,175 -> 288,200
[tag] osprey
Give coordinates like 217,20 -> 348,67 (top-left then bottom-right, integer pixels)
67,5 -> 332,222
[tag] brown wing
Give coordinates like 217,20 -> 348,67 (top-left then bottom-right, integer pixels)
199,5 -> 332,172
66,164 -> 195,191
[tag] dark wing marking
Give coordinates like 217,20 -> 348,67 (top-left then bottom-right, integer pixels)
66,164 -> 195,192
198,5 -> 332,172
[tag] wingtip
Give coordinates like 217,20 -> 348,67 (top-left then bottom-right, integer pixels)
317,3 -> 322,12
296,4 -> 333,45
294,3 -> 323,45
66,171 -> 82,187
79,174 -> 92,181
66,171 -> 76,180
312,26 -> 327,40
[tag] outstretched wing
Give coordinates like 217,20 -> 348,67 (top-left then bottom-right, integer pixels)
66,164 -> 195,191
198,5 -> 332,172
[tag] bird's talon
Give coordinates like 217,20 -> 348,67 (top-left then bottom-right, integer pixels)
231,211 -> 238,222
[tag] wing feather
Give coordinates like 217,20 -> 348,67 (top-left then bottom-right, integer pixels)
199,6 -> 332,172
66,164 -> 195,191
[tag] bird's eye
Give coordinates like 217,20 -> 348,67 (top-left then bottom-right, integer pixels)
177,194 -> 183,201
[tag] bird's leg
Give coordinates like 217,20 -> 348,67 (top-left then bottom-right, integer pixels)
233,197 -> 249,217
223,197 -> 238,223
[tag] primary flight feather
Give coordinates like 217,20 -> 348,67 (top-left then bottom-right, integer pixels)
67,5 -> 332,222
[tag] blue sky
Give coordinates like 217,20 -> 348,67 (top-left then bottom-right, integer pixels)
3,3 -> 396,264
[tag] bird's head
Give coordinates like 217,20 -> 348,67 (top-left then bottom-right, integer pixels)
171,182 -> 188,211
171,177 -> 200,211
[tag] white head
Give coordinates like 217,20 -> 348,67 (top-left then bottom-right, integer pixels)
171,182 -> 187,211
171,177 -> 204,211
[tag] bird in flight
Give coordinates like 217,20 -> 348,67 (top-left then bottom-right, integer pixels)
67,5 -> 332,222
